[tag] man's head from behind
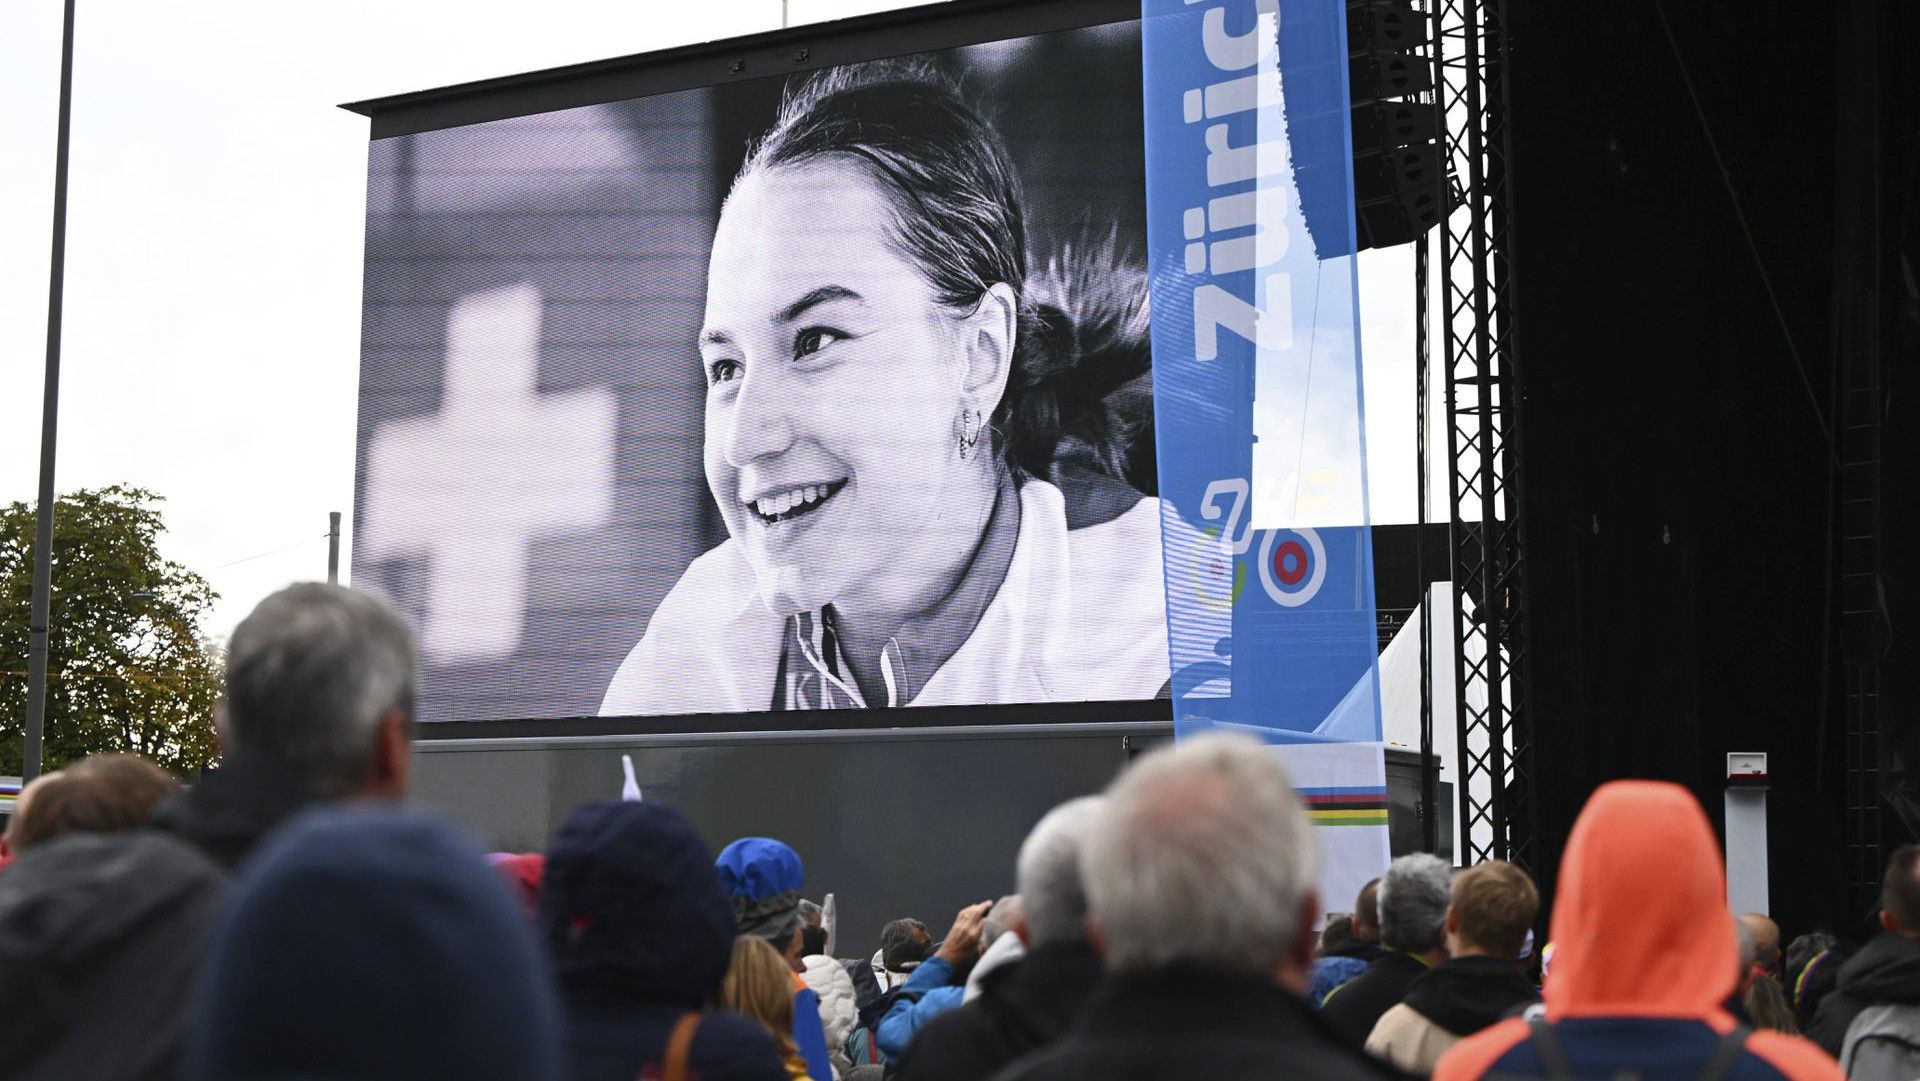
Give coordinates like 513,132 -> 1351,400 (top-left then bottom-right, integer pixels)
880,918 -> 931,972
221,583 -> 415,800
1353,877 -> 1382,943
1320,914 -> 1357,955
1015,795 -> 1105,949
2,754 -> 180,856
1082,733 -> 1319,987
1739,912 -> 1781,978
1445,860 -> 1538,959
1379,853 -> 1452,955
1881,845 -> 1920,939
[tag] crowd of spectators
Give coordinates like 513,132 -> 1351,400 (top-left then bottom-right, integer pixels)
0,582 -> 1913,1080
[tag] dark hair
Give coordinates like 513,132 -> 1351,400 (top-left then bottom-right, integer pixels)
879,917 -> 930,971
800,923 -> 828,957
1886,844 -> 1920,933
1783,930 -> 1838,988
737,61 -> 1150,488
1319,914 -> 1356,955
8,753 -> 180,850
1355,877 -> 1382,934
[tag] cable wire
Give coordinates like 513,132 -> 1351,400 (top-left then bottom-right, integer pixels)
1650,0 -> 1836,464
212,534 -> 326,571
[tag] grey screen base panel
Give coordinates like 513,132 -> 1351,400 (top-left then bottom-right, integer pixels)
409,722 -> 1165,956
408,724 -> 1447,960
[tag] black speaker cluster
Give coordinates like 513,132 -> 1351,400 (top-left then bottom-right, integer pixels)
1346,0 -> 1447,251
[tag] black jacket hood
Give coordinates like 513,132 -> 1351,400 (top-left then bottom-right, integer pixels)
0,830 -> 227,1080
1835,932 -> 1920,1003
539,800 -> 736,1010
1325,940 -> 1388,962
1401,954 -> 1540,1036
149,749 -> 321,871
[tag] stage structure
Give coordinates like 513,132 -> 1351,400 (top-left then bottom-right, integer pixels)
341,0 -> 1466,937
1408,0 -> 1536,871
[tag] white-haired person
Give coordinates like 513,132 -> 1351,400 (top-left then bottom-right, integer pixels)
996,734 -> 1401,1081
154,582 -> 417,870
1367,860 -> 1541,1075
1323,852 -> 1454,1047
897,799 -> 1108,1081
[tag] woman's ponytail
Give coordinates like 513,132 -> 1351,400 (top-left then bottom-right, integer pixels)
993,240 -> 1154,494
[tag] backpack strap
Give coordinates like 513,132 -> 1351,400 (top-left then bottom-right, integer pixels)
1524,1016 -> 1578,1081
1694,1025 -> 1751,1081
660,1011 -> 701,1081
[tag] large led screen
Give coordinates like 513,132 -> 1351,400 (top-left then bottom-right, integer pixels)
353,19 -> 1168,724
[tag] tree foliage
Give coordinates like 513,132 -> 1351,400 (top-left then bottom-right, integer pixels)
0,486 -> 220,777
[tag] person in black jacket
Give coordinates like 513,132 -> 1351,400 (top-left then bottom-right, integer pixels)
1310,880 -> 1388,1006
1808,844 -> 1920,1055
897,797 -> 1107,1081
0,830 -> 225,1081
995,734 -> 1403,1081
1364,860 -> 1541,1075
540,800 -> 788,1081
1323,852 -> 1453,1047
151,583 -> 417,870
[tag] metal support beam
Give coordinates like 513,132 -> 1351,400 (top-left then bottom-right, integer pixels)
1835,0 -> 1887,917
328,511 -> 342,585
1433,0 -> 1534,869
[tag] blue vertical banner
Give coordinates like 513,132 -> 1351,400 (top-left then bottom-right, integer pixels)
1142,0 -> 1391,901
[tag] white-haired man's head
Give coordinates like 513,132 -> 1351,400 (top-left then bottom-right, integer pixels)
1081,733 -> 1320,983
221,583 -> 416,799
1378,853 -> 1452,955
1016,796 -> 1105,948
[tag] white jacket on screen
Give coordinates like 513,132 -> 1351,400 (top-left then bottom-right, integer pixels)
599,479 -> 1171,715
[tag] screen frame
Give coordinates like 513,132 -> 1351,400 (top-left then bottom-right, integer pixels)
346,0 -> 1170,740
342,0 -> 1138,137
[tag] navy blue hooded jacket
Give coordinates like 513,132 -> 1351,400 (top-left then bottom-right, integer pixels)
191,807 -> 564,1081
541,801 -> 787,1081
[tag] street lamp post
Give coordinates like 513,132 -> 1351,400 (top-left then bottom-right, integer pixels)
23,0 -> 80,784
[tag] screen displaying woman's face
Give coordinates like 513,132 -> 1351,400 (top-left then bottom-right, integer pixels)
699,159 -> 981,619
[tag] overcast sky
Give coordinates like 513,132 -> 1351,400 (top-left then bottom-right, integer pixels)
0,0 -> 1430,642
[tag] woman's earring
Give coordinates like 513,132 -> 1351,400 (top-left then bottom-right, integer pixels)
957,408 -> 981,461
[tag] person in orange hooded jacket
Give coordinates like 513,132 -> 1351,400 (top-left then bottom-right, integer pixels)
1433,781 -> 1841,1081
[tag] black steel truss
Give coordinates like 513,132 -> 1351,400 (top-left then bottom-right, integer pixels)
1835,0 -> 1889,921
1412,0 -> 1535,870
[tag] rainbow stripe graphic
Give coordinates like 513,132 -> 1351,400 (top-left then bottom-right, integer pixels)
1301,786 -> 1389,828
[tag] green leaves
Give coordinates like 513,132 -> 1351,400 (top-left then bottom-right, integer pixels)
0,486 -> 220,778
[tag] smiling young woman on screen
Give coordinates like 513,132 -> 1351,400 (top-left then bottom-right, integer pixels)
599,62 -> 1170,716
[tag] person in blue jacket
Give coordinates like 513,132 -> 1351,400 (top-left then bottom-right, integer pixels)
716,837 -> 834,1081
876,899 -> 995,1066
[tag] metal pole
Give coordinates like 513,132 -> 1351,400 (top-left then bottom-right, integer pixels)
327,511 -> 342,584
24,0 -> 80,785
1415,232 -> 1437,855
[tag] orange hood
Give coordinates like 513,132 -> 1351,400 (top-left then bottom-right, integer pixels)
1544,780 -> 1736,1019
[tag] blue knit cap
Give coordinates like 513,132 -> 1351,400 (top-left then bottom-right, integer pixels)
715,837 -> 804,941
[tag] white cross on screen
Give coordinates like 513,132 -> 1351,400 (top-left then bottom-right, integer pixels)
360,282 -> 618,663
